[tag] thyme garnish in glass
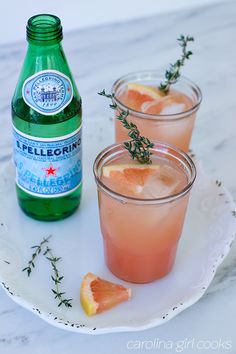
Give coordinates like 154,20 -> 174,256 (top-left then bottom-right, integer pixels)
159,35 -> 194,94
98,90 -> 154,164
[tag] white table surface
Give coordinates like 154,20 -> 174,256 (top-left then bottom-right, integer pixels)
0,1 -> 236,353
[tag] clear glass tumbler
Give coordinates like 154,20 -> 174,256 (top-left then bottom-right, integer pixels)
113,71 -> 202,152
93,141 -> 196,283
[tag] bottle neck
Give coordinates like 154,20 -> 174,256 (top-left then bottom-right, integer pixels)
27,14 -> 63,46
27,41 -> 62,53
24,41 -> 67,75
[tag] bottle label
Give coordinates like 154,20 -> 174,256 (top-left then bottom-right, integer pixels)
22,70 -> 73,115
13,126 -> 82,198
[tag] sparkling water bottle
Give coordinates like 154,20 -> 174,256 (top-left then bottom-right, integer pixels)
12,14 -> 82,221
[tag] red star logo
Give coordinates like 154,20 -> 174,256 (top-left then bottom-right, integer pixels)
67,87 -> 71,92
26,89 -> 30,94
42,163 -> 59,177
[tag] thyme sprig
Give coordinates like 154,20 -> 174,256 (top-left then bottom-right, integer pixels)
159,35 -> 194,94
98,90 -> 154,164
44,247 -> 72,308
22,235 -> 73,308
22,235 -> 52,277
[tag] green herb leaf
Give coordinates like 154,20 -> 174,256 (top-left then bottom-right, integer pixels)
45,248 -> 73,308
23,235 -> 73,309
22,235 -> 52,276
98,90 -> 154,164
159,34 -> 194,94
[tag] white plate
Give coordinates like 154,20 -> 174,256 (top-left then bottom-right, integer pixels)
0,159 -> 235,335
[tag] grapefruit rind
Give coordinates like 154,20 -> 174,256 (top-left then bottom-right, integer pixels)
80,272 -> 99,316
80,272 -> 132,316
127,83 -> 162,100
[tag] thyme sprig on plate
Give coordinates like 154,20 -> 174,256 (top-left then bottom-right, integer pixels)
22,235 -> 52,277
98,90 -> 154,164
159,35 -> 194,94
22,235 -> 73,308
44,247 -> 72,308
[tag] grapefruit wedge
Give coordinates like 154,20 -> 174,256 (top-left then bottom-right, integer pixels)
125,83 -> 162,111
103,164 -> 160,195
80,273 -> 131,316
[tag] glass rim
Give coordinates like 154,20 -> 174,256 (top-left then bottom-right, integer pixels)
93,141 -> 197,205
112,70 -> 202,122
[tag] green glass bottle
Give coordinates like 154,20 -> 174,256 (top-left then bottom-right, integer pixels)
11,14 -> 82,221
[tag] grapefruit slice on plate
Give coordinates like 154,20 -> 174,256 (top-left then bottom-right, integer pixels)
80,273 -> 132,316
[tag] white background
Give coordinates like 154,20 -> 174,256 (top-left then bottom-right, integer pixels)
0,0 -> 222,45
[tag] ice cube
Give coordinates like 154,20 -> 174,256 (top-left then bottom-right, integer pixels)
142,165 -> 185,199
141,99 -> 163,114
160,103 -> 186,115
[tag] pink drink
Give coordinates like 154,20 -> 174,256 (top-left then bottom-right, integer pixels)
113,71 -> 202,152
94,142 -> 196,283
